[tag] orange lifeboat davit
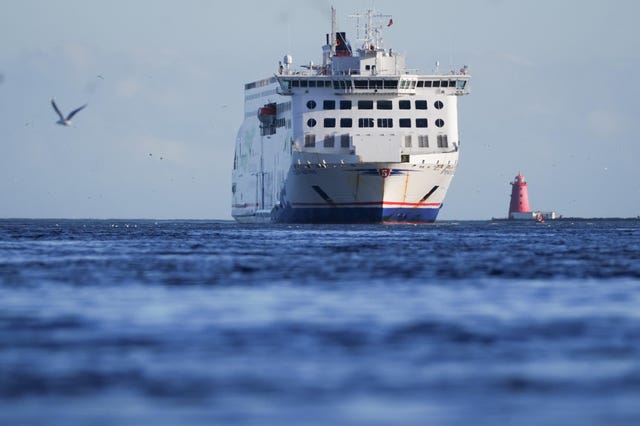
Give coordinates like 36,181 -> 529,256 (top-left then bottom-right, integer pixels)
257,103 -> 276,124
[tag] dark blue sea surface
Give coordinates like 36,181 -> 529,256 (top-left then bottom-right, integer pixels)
1,219 -> 639,425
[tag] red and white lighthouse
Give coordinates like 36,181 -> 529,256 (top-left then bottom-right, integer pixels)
508,172 -> 531,219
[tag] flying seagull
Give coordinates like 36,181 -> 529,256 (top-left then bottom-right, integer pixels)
51,98 -> 87,126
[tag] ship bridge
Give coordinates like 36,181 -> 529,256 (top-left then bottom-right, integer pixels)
274,7 -> 470,96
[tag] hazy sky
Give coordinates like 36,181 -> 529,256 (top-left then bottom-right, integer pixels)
1,0 -> 639,220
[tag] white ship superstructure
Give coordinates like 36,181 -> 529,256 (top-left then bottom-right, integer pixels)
232,8 -> 470,223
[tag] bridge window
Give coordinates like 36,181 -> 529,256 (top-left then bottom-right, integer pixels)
354,80 -> 368,89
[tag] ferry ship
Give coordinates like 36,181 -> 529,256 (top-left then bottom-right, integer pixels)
232,7 -> 470,223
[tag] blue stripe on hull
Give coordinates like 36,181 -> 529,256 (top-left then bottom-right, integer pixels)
274,206 -> 442,223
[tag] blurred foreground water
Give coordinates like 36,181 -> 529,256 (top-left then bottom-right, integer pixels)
1,219 -> 639,425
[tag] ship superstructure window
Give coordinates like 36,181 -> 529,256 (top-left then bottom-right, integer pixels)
405,135 -> 412,148
399,118 -> 411,128
340,118 -> 353,128
358,118 -> 374,128
307,118 -> 317,128
377,118 -> 393,128
340,134 -> 350,148
333,80 -> 352,90
300,80 -> 308,88
324,118 -> 336,128
416,118 -> 428,128
435,119 -> 445,127
424,81 -> 432,87
323,100 -> 336,110
432,81 -> 440,88
399,100 -> 411,110
304,134 -> 316,147
437,135 -> 448,148
417,81 -> 424,88
358,100 -> 374,110
415,100 -> 428,110
419,135 -> 429,147
354,80 -> 367,89
307,100 -> 316,109
324,135 -> 335,148
340,100 -> 352,110
377,100 -> 392,110
434,100 -> 444,109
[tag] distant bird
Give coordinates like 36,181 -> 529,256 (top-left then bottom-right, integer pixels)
51,98 -> 87,126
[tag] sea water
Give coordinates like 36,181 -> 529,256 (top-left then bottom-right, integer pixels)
0,219 -> 639,425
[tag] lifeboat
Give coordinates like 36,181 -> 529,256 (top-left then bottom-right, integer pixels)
257,103 -> 276,124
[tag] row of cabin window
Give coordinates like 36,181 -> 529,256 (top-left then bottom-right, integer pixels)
308,99 -> 444,110
308,118 -> 445,128
303,134 -> 449,149
287,80 -> 463,89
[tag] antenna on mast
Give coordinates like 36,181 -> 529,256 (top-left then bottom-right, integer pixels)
349,7 -> 391,51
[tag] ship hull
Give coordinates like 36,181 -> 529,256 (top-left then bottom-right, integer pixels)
274,204 -> 441,223
269,159 -> 455,224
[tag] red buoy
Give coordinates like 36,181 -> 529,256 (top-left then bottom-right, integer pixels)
509,172 -> 531,217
